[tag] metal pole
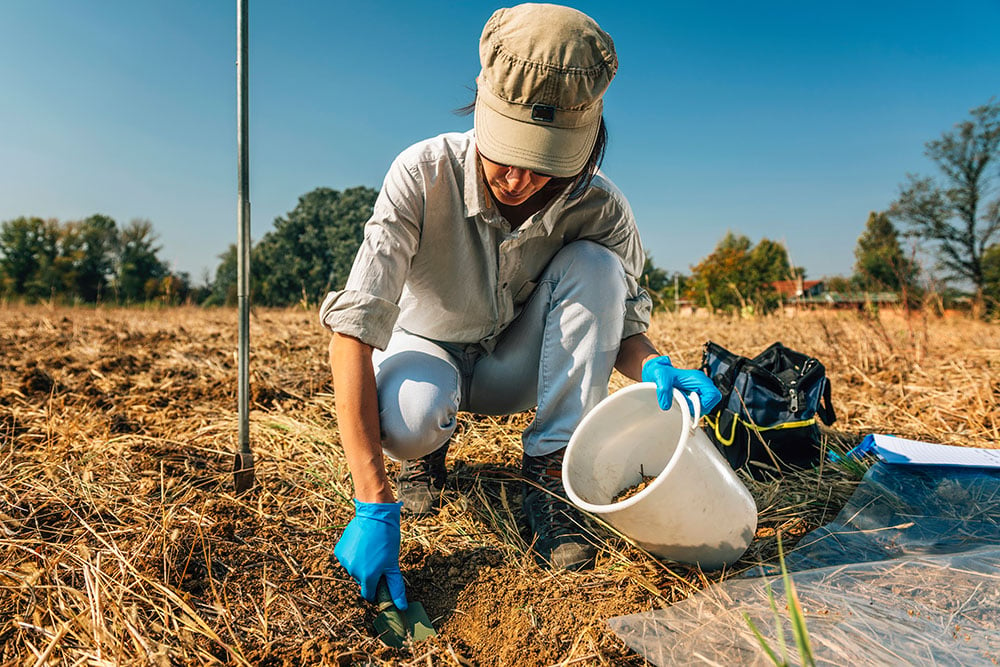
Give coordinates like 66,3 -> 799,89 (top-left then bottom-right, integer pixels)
233,0 -> 255,494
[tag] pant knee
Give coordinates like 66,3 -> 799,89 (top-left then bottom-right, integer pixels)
375,353 -> 460,461
380,394 -> 457,461
546,241 -> 627,312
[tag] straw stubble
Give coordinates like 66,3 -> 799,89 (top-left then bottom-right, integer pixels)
0,304 -> 997,665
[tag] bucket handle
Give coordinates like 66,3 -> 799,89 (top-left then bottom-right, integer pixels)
675,389 -> 701,433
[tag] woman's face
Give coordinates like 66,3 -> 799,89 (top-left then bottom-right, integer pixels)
479,153 -> 553,207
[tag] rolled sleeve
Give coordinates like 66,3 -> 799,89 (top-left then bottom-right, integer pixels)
623,288 -> 653,338
319,289 -> 400,350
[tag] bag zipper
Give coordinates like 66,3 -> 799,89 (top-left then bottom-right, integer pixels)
791,359 -> 820,413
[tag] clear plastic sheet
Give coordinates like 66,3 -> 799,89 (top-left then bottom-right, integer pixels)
608,463 -> 1000,665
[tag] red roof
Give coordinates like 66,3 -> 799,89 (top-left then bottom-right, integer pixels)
771,280 -> 823,297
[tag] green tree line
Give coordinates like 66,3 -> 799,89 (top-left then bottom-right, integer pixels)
0,187 -> 380,308
5,100 -> 997,313
0,215 -> 199,304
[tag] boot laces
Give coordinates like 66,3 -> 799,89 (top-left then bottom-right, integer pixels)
525,455 -> 579,534
399,446 -> 447,486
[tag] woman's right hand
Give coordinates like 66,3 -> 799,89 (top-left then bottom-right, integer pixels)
334,499 -> 408,610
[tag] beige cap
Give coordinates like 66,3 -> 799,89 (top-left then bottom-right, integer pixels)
474,3 -> 618,178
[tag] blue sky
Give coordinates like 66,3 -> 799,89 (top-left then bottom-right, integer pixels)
2,1 -> 998,284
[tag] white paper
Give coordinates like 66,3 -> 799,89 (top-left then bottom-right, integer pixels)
866,434 -> 1000,468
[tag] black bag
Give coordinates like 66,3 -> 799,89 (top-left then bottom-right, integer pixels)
700,341 -> 836,480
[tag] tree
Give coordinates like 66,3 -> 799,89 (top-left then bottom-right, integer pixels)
687,232 -> 791,313
640,253 -> 670,293
0,217 -> 41,296
0,217 -> 61,300
61,214 -> 119,302
115,219 -> 169,302
853,211 -> 919,293
983,243 -> 1000,312
688,232 -> 753,312
639,253 -> 671,311
748,238 -> 792,283
158,272 -> 195,305
889,100 -> 1000,294
209,244 -> 239,306
252,186 -> 377,306
824,275 -> 852,293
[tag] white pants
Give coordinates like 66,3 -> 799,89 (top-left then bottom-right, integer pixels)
374,241 -> 628,460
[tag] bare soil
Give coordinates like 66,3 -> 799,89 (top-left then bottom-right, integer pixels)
1,305 -> 997,665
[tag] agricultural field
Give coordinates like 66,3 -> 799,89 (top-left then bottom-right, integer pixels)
1,304 -> 998,666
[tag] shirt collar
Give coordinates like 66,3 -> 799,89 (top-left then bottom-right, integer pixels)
462,131 -> 494,221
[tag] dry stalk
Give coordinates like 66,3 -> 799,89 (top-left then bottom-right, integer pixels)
1,304 -> 997,666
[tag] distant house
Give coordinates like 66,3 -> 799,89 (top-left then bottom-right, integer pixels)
810,291 -> 900,307
771,279 -> 825,300
770,278 -> 900,309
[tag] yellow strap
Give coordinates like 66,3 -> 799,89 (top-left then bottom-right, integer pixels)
704,413 -> 816,448
704,413 -> 737,446
756,417 -> 816,431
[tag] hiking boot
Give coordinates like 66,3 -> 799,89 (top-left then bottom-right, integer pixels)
522,448 -> 597,571
397,442 -> 449,516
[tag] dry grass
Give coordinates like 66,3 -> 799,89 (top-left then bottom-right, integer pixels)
1,304 -> 998,665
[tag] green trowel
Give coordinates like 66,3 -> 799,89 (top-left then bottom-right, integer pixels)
373,577 -> 437,648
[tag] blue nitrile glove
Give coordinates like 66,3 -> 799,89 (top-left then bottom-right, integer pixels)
641,355 -> 722,415
334,499 -> 408,610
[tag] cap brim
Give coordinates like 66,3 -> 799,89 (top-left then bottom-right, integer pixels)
475,89 -> 599,178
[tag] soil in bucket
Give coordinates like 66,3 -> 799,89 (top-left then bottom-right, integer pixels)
611,465 -> 657,503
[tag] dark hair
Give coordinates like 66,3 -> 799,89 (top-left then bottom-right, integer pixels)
456,95 -> 608,201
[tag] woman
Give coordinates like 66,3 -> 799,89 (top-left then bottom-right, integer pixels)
320,3 -> 721,610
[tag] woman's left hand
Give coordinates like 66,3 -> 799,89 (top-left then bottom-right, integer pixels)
641,355 -> 722,414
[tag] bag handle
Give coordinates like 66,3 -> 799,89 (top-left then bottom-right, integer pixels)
817,377 -> 837,425
701,341 -> 744,389
702,341 -> 749,404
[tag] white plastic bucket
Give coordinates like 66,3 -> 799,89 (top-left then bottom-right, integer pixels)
563,383 -> 757,569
